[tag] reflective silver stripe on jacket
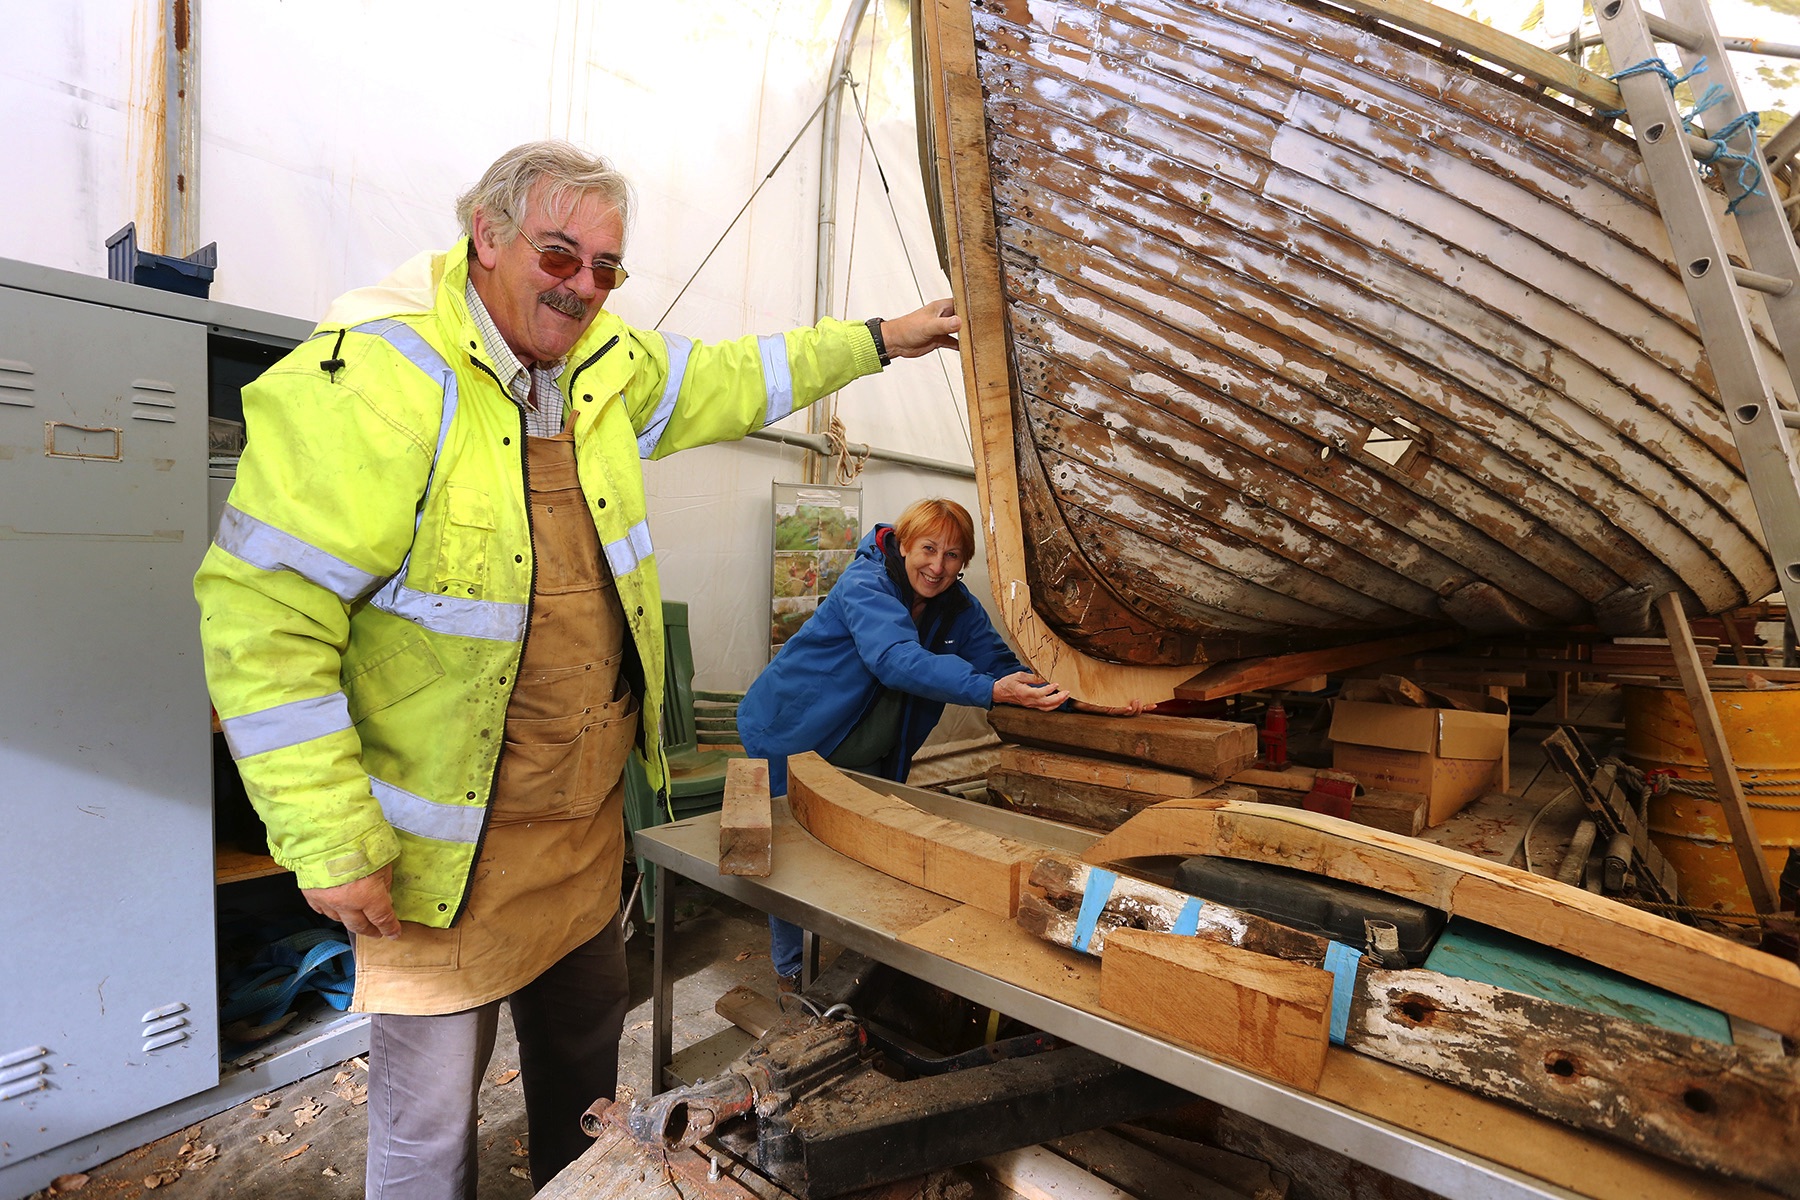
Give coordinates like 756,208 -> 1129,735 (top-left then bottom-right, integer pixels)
758,333 -> 794,425
222,692 -> 353,760
369,776 -> 485,844
347,319 -> 528,641
637,332 -> 693,458
214,505 -> 381,602
604,519 -> 654,578
367,575 -> 528,641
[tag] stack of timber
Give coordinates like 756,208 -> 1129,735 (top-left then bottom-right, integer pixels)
985,1124 -> 1290,1200
915,0 -> 1799,708
779,759 -> 1800,1194
984,706 -> 1258,831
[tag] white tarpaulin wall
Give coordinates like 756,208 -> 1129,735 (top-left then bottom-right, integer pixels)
4,0 -> 1005,739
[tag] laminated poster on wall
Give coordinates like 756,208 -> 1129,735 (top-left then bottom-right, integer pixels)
769,482 -> 861,659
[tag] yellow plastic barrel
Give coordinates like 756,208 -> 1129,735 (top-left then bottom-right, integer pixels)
1621,684 -> 1800,914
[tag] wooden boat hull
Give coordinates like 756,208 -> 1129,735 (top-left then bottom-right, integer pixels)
915,0 -> 1794,699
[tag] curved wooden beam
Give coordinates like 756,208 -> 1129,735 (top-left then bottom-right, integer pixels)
918,0 -> 1200,707
1082,798 -> 1800,1041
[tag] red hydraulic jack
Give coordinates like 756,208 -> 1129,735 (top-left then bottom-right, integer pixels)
1259,700 -> 1287,767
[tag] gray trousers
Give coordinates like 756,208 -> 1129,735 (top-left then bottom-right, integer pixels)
363,916 -> 630,1198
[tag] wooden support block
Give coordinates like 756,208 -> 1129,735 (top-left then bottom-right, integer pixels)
997,744 -> 1207,797
718,758 -> 772,877
983,1146 -> 1136,1200
713,984 -> 783,1039
1351,789 -> 1428,837
786,753 -> 1041,916
1081,799 -> 1800,1041
988,708 -> 1257,779
1100,929 -> 1332,1092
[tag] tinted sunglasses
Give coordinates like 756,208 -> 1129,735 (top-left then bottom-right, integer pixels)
518,227 -> 629,290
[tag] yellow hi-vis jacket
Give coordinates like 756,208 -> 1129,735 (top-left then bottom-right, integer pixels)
195,243 -> 881,927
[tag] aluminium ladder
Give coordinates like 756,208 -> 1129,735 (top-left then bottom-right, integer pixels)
1596,0 -> 1800,623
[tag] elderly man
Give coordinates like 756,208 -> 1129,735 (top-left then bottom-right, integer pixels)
194,140 -> 959,1198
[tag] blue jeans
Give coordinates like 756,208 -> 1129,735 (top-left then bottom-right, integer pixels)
768,914 -> 803,980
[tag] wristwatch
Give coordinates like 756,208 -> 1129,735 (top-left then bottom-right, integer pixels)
865,316 -> 891,367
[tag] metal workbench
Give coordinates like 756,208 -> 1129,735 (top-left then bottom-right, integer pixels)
632,777 -> 1588,1200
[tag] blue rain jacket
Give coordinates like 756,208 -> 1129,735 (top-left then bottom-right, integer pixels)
739,525 -> 1026,795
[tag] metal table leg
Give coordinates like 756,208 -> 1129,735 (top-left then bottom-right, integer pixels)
651,865 -> 675,1095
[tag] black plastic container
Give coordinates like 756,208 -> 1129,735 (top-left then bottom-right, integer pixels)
1173,855 -> 1446,964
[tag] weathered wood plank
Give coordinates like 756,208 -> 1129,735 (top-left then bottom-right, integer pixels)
984,1145 -> 1135,1200
1347,967 -> 1800,1197
1081,799 -> 1800,1040
987,767 -> 1178,831
1176,634 -> 1464,701
1021,853 -> 1330,963
1101,929 -> 1333,1093
718,758 -> 772,877
997,744 -> 1206,796
786,753 -> 1039,916
987,709 -> 1257,779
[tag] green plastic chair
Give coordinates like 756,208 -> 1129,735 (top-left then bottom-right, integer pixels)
622,600 -> 742,924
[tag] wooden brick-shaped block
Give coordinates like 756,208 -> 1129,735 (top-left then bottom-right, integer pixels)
786,753 -> 1040,915
988,708 -> 1257,779
719,758 -> 772,876
996,744 -> 1206,797
1099,928 -> 1332,1092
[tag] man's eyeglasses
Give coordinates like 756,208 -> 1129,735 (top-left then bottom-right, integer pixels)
517,227 -> 629,291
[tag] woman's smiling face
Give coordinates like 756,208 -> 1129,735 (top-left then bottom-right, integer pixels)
900,525 -> 965,600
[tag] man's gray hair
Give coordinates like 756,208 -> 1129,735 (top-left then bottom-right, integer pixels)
455,141 -> 634,245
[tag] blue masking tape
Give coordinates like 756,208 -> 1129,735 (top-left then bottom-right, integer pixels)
1071,868 -> 1118,954
1324,941 -> 1361,1045
1171,896 -> 1204,937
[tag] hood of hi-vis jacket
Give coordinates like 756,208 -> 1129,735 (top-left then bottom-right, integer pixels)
195,241 -> 881,926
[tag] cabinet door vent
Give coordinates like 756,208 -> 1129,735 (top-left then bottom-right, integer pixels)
0,1046 -> 50,1101
141,1002 -> 192,1052
131,378 -> 179,424
0,358 -> 34,407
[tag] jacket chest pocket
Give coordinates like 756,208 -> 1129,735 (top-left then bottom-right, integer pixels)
435,484 -> 496,600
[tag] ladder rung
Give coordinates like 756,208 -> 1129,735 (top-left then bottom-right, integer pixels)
1645,11 -> 1703,50
1783,410 -> 1800,431
1734,266 -> 1797,297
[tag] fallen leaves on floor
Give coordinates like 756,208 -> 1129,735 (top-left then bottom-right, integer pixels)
279,1143 -> 311,1163
332,1071 -> 370,1105
350,1055 -> 369,1072
251,1094 -> 279,1114
45,1174 -> 88,1195
627,1020 -> 652,1033
491,1068 -> 520,1086
511,1138 -> 529,1158
258,1129 -> 294,1147
142,1168 -> 181,1189
178,1139 -> 220,1170
510,1166 -> 531,1181
323,1166 -> 341,1178
291,1098 -> 325,1127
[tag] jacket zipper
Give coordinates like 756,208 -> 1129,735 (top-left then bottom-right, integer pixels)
448,391 -> 533,927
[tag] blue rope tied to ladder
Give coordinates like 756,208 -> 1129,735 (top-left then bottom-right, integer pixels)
1607,55 -> 1766,214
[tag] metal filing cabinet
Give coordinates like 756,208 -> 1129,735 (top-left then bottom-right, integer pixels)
0,258 -> 366,1198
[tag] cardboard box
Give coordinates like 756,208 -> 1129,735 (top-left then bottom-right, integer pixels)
1328,700 -> 1509,828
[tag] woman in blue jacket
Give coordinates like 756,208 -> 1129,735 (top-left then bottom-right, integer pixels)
737,497 -> 1112,987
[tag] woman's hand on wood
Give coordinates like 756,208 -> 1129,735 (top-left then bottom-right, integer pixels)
993,670 -> 1070,710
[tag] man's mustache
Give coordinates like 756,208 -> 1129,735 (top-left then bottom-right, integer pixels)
540,289 -> 588,319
